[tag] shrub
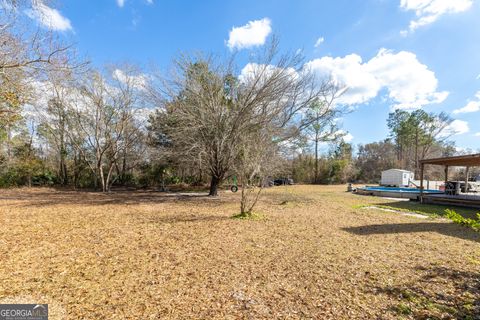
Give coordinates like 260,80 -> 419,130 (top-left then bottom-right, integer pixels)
0,167 -> 20,187
444,209 -> 480,232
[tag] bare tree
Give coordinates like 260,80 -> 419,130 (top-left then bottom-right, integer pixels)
148,56 -> 241,196
1,0 -> 86,172
0,0 -> 73,72
149,39 -> 344,197
67,68 -> 145,191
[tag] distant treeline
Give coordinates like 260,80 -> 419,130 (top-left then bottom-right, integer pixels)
2,1 -> 476,195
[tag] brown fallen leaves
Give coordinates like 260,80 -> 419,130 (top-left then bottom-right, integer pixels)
0,186 -> 478,319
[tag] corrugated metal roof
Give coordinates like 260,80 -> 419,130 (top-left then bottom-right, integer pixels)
420,154 -> 480,167
382,169 -> 413,173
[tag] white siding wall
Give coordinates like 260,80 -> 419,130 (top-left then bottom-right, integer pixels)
381,170 -> 414,187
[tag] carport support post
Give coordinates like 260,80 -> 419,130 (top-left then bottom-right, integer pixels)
420,163 -> 424,203
444,166 -> 449,188
465,166 -> 470,194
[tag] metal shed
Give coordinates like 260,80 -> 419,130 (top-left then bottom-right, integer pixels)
380,169 -> 414,187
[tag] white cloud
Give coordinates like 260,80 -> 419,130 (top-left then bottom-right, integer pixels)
475,132 -> 480,137
314,37 -> 324,48
227,18 -> 272,50
455,146 -> 468,154
342,132 -> 354,143
306,48 -> 448,109
400,0 -> 473,34
27,77 -> 150,125
367,49 -> 448,109
133,107 -> 154,126
453,91 -> 480,114
23,80 -> 87,125
306,54 -> 380,105
112,69 -> 148,90
453,101 -> 480,114
239,63 -> 298,86
117,0 -> 152,7
25,1 -> 72,31
443,119 -> 470,136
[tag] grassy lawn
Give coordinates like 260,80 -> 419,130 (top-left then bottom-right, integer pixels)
0,185 -> 479,319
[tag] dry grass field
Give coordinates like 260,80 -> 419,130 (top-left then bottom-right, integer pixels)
0,185 -> 479,319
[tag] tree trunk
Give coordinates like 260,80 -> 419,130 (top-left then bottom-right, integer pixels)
121,151 -> 127,184
58,121 -> 68,185
209,175 -> 220,196
314,136 -> 319,184
6,124 -> 12,166
105,163 -> 115,192
59,145 -> 68,185
73,152 -> 79,189
414,129 -> 419,177
98,164 -> 106,192
62,161 -> 68,185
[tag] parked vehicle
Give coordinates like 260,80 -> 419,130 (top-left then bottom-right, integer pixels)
273,178 -> 294,186
261,177 -> 274,187
445,181 -> 480,194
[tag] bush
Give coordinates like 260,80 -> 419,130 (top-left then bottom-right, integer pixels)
444,209 -> 480,232
0,167 -> 20,187
32,171 -> 55,186
0,165 -> 57,187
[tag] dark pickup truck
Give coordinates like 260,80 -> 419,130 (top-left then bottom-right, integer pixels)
273,178 -> 294,186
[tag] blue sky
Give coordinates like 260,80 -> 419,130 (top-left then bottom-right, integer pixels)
27,0 -> 480,150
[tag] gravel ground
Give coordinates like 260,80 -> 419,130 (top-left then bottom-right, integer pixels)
0,185 -> 479,319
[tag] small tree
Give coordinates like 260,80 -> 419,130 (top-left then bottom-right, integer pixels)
236,130 -> 277,216
304,91 -> 348,183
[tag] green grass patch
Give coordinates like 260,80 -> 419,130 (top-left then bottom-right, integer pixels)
394,289 -> 463,318
357,201 -> 479,220
375,205 -> 439,218
394,303 -> 412,316
355,204 -> 437,218
231,211 -> 265,220
356,203 -> 480,232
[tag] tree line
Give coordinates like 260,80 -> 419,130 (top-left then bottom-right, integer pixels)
0,0 -> 347,215
1,1 -> 472,215
291,109 -> 471,184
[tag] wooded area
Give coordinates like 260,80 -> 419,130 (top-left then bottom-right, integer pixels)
1,1 -> 477,214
